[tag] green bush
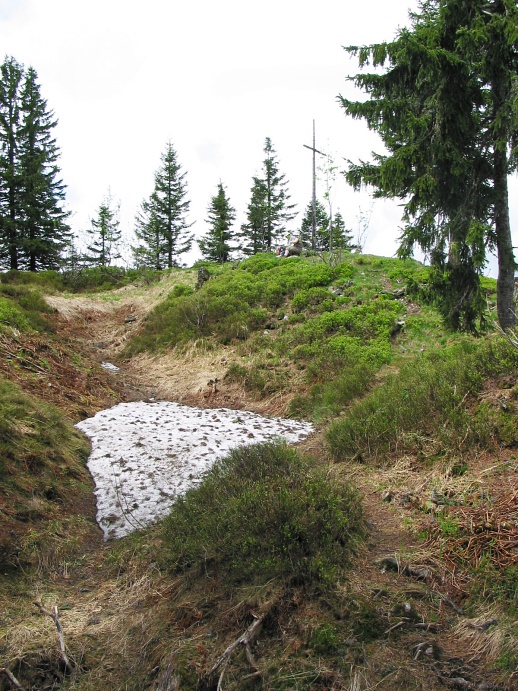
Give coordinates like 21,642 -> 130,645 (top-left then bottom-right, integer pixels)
127,255 -> 341,353
0,297 -> 30,331
0,269 -> 65,291
291,287 -> 336,313
326,336 -> 518,461
162,442 -> 363,588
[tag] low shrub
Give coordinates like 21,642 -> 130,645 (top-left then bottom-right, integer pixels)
0,286 -> 56,333
326,336 -> 518,462
161,441 -> 363,588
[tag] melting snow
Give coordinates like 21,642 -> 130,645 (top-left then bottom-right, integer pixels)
101,361 -> 120,372
76,401 -> 314,540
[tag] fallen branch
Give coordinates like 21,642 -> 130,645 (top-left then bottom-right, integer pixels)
0,667 -> 26,690
209,612 -> 265,688
33,601 -> 76,674
465,618 -> 498,632
432,590 -> 465,616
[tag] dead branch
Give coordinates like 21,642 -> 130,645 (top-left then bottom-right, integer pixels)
465,618 -> 498,632
432,590 -> 465,615
33,601 -> 76,674
0,667 -> 26,690
209,613 -> 264,686
384,620 -> 407,635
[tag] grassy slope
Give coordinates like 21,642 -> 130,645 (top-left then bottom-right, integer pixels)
1,257 -> 517,691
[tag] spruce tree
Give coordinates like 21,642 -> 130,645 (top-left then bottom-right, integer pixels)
0,56 -> 23,270
240,138 -> 296,255
331,211 -> 355,251
132,142 -> 192,269
262,138 -> 297,250
300,199 -> 329,251
19,66 -> 70,270
132,197 -> 163,269
198,182 -> 236,263
0,56 -> 70,271
239,177 -> 268,256
339,0 -> 518,330
84,192 -> 121,268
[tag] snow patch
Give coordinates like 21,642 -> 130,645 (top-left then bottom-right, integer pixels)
101,361 -> 120,372
76,401 -> 314,540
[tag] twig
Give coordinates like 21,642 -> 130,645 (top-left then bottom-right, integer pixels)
33,601 -> 76,674
0,667 -> 26,690
432,590 -> 465,615
384,620 -> 407,635
465,618 -> 498,632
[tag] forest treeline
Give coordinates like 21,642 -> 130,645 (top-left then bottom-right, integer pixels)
0,0 -> 517,330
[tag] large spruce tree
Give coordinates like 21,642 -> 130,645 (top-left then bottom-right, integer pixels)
340,0 -> 518,330
0,56 -> 70,271
239,138 -> 296,254
132,142 -> 193,269
0,57 -> 24,270
19,66 -> 70,270
198,182 -> 236,263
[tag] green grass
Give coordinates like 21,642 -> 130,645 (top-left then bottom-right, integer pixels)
326,335 -> 518,461
125,253 -> 429,419
0,375 -> 92,570
0,284 -> 57,333
161,441 -> 364,589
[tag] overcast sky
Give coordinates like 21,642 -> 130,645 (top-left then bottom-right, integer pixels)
2,0 -> 516,272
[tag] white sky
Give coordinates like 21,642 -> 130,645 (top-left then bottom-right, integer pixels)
2,0 -> 517,273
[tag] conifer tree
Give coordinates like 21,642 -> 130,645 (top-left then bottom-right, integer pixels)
0,56 -> 69,271
300,199 -> 329,250
238,177 -> 267,256
132,197 -> 162,269
240,138 -> 296,254
132,142 -> 193,269
331,211 -> 355,251
84,192 -> 121,268
18,66 -> 70,270
339,0 -> 518,330
262,137 -> 297,250
0,56 -> 24,269
198,182 -> 236,263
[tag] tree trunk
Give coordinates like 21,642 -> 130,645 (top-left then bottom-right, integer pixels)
494,148 -> 515,329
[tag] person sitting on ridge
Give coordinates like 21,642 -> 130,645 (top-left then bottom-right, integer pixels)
284,235 -> 302,256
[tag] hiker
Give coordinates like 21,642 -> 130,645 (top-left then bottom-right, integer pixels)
284,235 -> 302,256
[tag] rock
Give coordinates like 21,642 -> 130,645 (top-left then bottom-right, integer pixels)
399,492 -> 419,507
376,556 -> 400,572
413,640 -> 441,660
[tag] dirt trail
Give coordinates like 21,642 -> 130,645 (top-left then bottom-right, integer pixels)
47,278 -> 227,404
48,278 -> 294,415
